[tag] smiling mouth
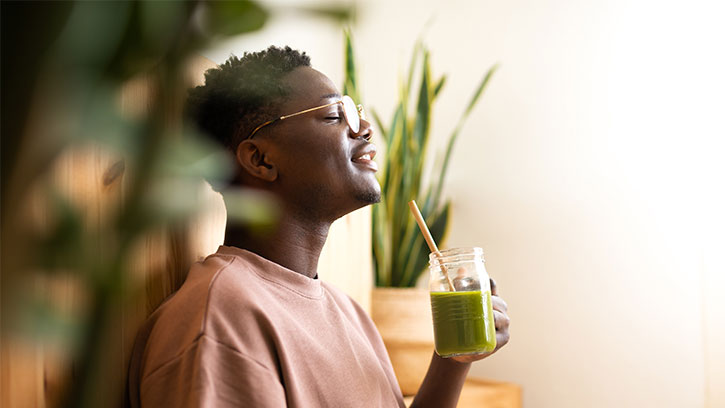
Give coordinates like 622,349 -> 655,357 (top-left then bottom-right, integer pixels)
351,149 -> 378,172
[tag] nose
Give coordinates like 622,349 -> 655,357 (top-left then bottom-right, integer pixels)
352,118 -> 373,141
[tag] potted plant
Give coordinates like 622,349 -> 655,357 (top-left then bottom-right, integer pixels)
343,30 -> 497,395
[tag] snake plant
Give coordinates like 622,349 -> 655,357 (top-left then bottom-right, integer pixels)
343,30 -> 497,287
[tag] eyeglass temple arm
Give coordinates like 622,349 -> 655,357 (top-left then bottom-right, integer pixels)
279,101 -> 340,120
248,100 -> 343,139
248,119 -> 276,139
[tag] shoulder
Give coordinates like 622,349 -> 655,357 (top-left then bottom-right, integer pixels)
321,282 -> 358,310
321,282 -> 378,334
131,254 -> 239,361
131,251 -> 281,386
197,252 -> 278,332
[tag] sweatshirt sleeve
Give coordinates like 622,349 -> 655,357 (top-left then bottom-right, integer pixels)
139,334 -> 287,408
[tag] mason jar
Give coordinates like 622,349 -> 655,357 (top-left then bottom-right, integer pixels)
428,247 -> 497,357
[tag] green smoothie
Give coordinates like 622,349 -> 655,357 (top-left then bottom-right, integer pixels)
430,290 -> 497,357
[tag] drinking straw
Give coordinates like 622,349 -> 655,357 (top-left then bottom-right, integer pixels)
408,200 -> 456,291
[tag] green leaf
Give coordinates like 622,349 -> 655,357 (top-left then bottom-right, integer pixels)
402,40 -> 423,107
139,1 -> 190,54
203,0 -> 268,37
37,187 -> 85,271
372,202 -> 391,286
222,188 -> 280,230
404,235 -> 429,287
370,108 -> 387,142
463,63 -> 498,117
297,5 -> 354,22
21,296 -> 83,348
413,51 -> 432,147
398,226 -> 424,286
398,201 -> 450,287
54,0 -> 132,71
433,75 -> 447,98
342,28 -> 361,103
394,210 -> 420,284
431,64 -> 497,207
156,129 -> 234,181
409,51 -> 433,202
383,103 -> 405,193
429,201 -> 451,247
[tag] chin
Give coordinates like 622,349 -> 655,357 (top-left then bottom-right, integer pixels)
355,189 -> 382,205
330,180 -> 381,220
354,178 -> 382,205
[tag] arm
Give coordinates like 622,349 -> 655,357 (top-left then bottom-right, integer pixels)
409,352 -> 472,408
410,279 -> 511,408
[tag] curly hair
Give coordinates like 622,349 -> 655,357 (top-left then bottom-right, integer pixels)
186,46 -> 311,152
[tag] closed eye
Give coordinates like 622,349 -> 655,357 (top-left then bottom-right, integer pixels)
325,116 -> 342,121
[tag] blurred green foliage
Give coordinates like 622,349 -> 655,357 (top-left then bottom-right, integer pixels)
1,1 -> 351,407
343,31 -> 497,287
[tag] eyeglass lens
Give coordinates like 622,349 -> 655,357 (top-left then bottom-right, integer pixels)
342,95 -> 360,133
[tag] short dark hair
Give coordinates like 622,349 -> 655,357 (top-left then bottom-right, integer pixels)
185,46 -> 311,152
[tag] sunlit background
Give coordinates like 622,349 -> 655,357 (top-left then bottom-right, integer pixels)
2,0 -> 722,407
205,0 -> 724,406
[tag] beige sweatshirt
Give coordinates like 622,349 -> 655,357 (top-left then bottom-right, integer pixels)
127,246 -> 405,408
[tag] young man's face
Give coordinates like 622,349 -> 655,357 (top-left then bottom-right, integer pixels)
259,66 -> 381,221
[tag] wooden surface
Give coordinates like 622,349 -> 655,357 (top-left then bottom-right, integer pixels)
404,377 -> 522,408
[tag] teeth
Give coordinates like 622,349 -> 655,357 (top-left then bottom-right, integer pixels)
359,154 -> 371,160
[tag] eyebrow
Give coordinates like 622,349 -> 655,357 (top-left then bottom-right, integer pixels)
320,93 -> 341,100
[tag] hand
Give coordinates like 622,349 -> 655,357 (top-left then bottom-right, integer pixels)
451,278 -> 510,363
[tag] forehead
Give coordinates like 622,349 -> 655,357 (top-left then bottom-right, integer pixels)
280,67 -> 340,111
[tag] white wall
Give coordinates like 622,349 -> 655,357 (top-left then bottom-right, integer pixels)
202,1 -> 350,94
203,0 -> 725,406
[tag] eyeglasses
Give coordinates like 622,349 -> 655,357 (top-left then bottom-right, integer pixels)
247,95 -> 364,139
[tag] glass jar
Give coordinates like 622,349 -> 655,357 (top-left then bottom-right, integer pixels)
428,247 -> 497,357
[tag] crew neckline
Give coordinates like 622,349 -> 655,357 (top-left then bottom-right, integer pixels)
215,245 -> 324,299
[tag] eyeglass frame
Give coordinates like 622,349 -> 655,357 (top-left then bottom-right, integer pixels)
245,95 -> 365,140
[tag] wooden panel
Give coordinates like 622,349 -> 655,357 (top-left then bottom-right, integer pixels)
1,339 -> 44,408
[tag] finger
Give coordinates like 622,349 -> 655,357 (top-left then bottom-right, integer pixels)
493,309 -> 510,331
495,329 -> 510,351
489,277 -> 498,296
491,295 -> 508,313
452,353 -> 490,363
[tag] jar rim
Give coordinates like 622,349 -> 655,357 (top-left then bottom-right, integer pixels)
428,247 -> 484,265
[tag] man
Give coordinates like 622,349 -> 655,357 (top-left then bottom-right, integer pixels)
127,46 -> 510,407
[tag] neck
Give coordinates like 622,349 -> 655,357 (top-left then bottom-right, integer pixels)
223,209 -> 331,279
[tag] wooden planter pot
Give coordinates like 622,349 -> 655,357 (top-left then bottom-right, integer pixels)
371,287 -> 434,396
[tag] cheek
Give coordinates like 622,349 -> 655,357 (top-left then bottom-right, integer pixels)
279,134 -> 349,178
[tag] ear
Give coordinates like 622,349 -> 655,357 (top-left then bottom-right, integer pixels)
235,139 -> 278,182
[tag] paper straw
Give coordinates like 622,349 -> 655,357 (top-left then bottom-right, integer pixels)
408,200 -> 456,291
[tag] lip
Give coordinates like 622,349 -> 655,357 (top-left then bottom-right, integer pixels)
351,143 -> 378,172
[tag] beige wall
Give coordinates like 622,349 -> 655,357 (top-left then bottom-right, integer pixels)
203,0 -> 724,406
